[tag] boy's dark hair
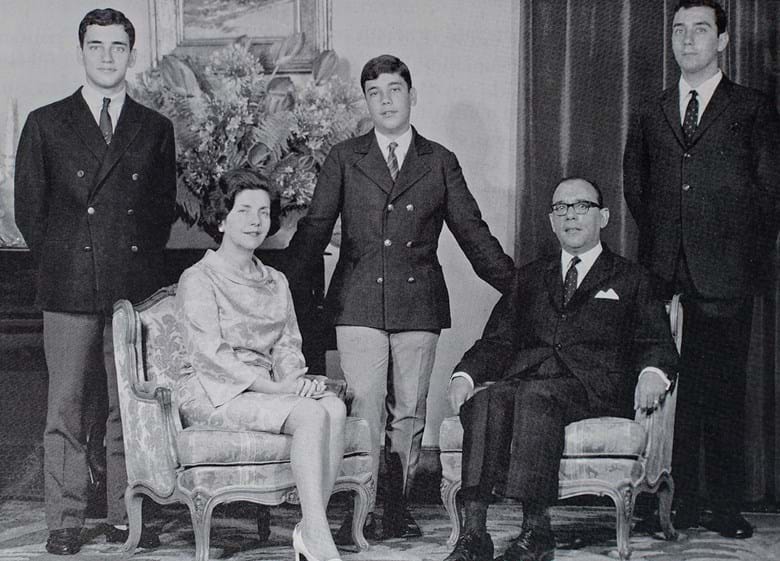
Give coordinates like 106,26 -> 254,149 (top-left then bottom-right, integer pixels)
553,177 -> 605,208
360,55 -> 412,93
79,8 -> 136,49
674,0 -> 728,35
204,169 -> 281,243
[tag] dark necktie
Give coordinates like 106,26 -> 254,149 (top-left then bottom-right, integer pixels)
682,90 -> 698,146
99,97 -> 113,145
387,141 -> 399,182
563,256 -> 581,306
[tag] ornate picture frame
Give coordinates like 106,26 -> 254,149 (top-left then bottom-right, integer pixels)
148,0 -> 332,72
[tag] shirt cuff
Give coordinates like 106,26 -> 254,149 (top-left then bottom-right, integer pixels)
450,371 -> 475,389
639,367 -> 671,390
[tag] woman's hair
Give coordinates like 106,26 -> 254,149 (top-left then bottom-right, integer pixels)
204,169 -> 281,243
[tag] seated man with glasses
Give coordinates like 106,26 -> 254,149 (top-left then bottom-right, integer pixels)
443,177 -> 679,561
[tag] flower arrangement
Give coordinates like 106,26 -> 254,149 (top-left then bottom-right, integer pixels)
130,34 -> 369,236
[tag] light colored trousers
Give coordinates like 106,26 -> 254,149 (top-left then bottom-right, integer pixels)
336,326 -> 439,512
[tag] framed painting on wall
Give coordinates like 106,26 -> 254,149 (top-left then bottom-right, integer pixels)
148,0 -> 332,72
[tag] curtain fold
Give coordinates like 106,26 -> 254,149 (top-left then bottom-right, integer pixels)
515,0 -> 779,504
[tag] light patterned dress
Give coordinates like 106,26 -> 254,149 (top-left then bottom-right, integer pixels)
175,249 -> 307,434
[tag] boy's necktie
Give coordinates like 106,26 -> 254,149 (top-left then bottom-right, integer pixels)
682,90 -> 698,146
387,142 -> 399,182
100,97 -> 113,145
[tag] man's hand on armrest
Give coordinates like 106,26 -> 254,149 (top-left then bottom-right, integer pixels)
448,372 -> 475,415
634,367 -> 671,412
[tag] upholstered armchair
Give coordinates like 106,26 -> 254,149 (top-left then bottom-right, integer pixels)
112,285 -> 374,561
439,295 -> 683,561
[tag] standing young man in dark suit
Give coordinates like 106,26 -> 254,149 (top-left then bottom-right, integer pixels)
15,8 -> 176,555
444,178 -> 679,561
286,55 -> 514,542
623,0 -> 780,539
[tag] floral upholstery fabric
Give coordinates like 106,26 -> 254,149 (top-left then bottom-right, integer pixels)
177,416 -> 371,467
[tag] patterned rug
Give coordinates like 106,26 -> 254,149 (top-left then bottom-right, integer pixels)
1,497 -> 778,561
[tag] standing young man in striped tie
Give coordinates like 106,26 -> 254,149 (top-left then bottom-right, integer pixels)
623,0 -> 780,539
15,8 -> 176,554
287,54 -> 515,544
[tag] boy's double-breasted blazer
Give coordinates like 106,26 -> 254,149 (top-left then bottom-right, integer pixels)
287,128 -> 514,330
15,88 -> 177,314
623,77 -> 780,298
456,247 -> 679,414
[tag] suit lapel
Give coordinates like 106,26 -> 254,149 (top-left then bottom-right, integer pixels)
543,255 -> 565,311
689,77 -> 733,145
354,132 -> 394,195
90,95 -> 143,199
389,129 -> 432,203
63,89 -> 108,162
660,87 -> 687,149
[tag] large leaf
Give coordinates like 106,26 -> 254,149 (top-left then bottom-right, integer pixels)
245,112 -> 297,169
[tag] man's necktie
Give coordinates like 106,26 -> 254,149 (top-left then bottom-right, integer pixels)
387,141 -> 399,182
99,97 -> 113,145
563,256 -> 581,306
682,90 -> 698,146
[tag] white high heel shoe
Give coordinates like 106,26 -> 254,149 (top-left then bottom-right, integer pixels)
292,523 -> 342,561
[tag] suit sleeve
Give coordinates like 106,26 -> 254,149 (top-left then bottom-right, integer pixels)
454,269 -> 523,384
622,107 -> 650,234
752,95 -> 780,242
149,118 -> 177,235
14,112 -> 48,261
442,150 -> 515,294
630,270 -> 679,387
284,146 -> 343,283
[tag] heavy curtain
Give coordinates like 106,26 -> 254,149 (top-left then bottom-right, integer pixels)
515,0 -> 779,504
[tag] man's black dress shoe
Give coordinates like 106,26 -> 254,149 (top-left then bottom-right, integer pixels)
495,526 -> 555,561
443,530 -> 494,561
382,505 -> 422,539
702,512 -> 753,539
46,528 -> 82,555
333,512 -> 379,546
105,524 -> 161,548
673,504 -> 700,530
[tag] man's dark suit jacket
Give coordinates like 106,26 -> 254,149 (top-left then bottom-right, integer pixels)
15,88 -> 177,314
456,247 -> 679,414
286,127 -> 514,331
623,77 -> 780,298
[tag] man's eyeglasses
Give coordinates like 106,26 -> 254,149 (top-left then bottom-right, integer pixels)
550,201 -> 602,216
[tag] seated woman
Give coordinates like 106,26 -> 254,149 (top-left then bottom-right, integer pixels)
175,169 -> 346,561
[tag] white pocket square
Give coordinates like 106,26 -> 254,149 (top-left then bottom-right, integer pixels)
595,288 -> 619,300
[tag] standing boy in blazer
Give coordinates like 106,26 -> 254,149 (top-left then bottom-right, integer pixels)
623,0 -> 780,539
15,8 -> 176,555
287,55 -> 514,542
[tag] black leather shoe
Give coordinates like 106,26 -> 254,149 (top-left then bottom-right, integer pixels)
703,512 -> 753,539
443,530 -> 494,561
382,505 -> 422,539
495,526 -> 555,561
105,524 -> 161,549
46,528 -> 82,555
673,503 -> 700,530
333,512 -> 379,546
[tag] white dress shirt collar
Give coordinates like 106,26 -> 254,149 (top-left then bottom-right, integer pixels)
679,70 -> 722,125
374,126 -> 413,171
561,242 -> 603,287
81,84 -> 126,132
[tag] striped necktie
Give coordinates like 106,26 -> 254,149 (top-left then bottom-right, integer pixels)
387,142 -> 399,182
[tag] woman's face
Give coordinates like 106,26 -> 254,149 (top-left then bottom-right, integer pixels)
219,188 -> 272,253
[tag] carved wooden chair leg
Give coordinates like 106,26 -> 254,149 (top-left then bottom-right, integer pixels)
614,486 -> 635,561
256,504 -> 271,542
657,476 -> 678,541
350,478 -> 372,551
123,489 -> 144,551
189,495 -> 215,561
441,478 -> 462,547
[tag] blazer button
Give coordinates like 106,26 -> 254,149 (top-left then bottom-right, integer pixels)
87,206 -> 95,215
682,183 -> 691,191
376,277 -> 384,284
407,277 -> 415,283
405,241 -> 413,248
130,245 -> 139,253
83,245 -> 92,252
76,170 -> 85,178
127,208 -> 135,215
387,204 -> 394,211
406,204 -> 414,211
683,153 -> 692,159
132,173 -> 140,181
384,239 -> 392,247
555,343 -> 562,350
